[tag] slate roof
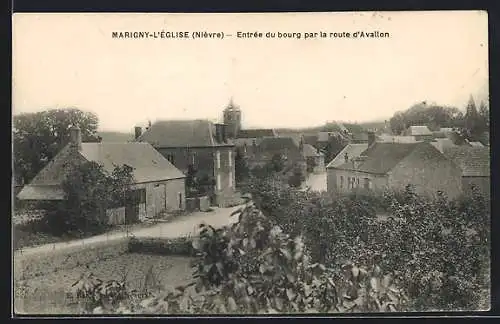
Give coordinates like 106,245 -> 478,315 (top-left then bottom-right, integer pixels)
326,143 -> 368,169
331,142 -> 434,174
137,119 -> 233,148
237,129 -> 276,138
442,146 -> 490,177
303,144 -> 323,157
405,125 -> 433,136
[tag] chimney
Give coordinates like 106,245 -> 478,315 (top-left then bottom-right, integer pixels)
134,126 -> 142,140
215,123 -> 224,143
221,123 -> 227,143
69,125 -> 82,150
367,131 -> 376,147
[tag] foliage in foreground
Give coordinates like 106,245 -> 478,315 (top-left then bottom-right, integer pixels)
26,161 -> 135,238
71,202 -> 408,314
70,179 -> 490,314
244,179 -> 490,311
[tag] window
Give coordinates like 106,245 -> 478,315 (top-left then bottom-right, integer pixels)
216,150 -> 221,169
356,178 -> 360,188
228,150 -> 232,167
340,176 -> 344,189
217,173 -> 222,191
179,192 -> 183,209
229,171 -> 233,188
191,152 -> 196,165
364,178 -> 370,189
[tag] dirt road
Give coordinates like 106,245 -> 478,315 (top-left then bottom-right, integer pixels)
14,205 -> 243,257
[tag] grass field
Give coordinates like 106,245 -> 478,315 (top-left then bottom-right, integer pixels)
14,253 -> 194,315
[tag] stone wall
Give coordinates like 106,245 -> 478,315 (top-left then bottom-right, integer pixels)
389,144 -> 463,199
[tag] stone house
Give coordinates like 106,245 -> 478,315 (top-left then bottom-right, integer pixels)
402,125 -> 434,142
248,136 -> 307,175
441,146 -> 490,198
17,126 -> 186,224
326,140 -> 463,199
326,143 -> 368,192
136,119 -> 237,207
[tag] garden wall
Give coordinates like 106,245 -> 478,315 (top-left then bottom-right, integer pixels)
14,238 -> 130,281
127,237 -> 196,256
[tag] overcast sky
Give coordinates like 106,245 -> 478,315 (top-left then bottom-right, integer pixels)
13,11 -> 488,132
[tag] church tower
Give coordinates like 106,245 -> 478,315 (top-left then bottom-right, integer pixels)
223,98 -> 242,139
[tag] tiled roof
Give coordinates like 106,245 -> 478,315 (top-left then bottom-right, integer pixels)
237,129 -> 276,138
17,142 -> 185,201
317,132 -> 331,142
469,141 -> 485,148
303,144 -> 322,157
17,185 -> 65,200
138,119 -> 233,148
275,132 -> 303,144
234,138 -> 259,147
80,142 -> 185,183
430,138 -> 458,152
442,146 -> 490,177
331,142 -> 435,174
378,134 -> 418,143
303,135 -> 318,146
406,125 -> 433,136
326,144 -> 368,168
258,137 -> 300,151
351,132 -> 369,142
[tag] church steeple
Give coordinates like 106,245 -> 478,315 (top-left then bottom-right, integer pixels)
223,97 -> 241,138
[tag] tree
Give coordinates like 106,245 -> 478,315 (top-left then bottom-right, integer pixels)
389,102 -> 464,135
13,108 -> 100,184
463,95 -> 485,141
185,164 -> 198,196
288,165 -> 305,188
46,161 -> 134,236
323,134 -> 348,164
478,100 -> 489,131
270,153 -> 285,173
234,148 -> 249,185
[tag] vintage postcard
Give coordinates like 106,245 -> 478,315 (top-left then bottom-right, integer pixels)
12,11 -> 490,315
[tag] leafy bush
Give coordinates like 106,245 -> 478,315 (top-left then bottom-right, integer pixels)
245,180 -> 490,311
34,161 -> 135,237
72,201 -> 407,314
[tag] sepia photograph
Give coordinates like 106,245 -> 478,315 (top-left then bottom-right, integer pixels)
12,11 -> 490,315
